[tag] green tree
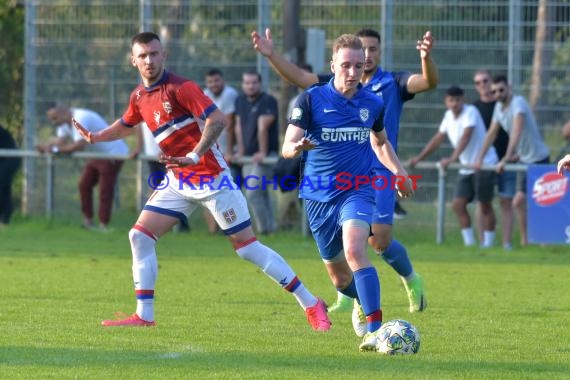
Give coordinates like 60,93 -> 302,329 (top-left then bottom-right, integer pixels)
0,0 -> 24,142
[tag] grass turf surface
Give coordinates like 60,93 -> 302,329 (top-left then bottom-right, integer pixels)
1,216 -> 569,379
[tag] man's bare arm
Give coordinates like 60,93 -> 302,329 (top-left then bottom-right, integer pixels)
73,118 -> 134,144
407,31 -> 439,94
251,28 -> 319,89
192,109 -> 227,157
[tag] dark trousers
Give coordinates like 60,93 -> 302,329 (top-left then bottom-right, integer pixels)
0,158 -> 20,224
79,159 -> 123,225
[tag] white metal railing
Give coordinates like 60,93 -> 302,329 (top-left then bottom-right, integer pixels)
0,149 -> 532,243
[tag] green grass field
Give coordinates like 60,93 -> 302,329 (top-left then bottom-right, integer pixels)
1,215 -> 569,379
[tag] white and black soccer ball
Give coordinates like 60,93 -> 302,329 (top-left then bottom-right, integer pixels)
376,319 -> 420,355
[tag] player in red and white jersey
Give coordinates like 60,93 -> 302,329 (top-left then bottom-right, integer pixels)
122,70 -> 226,183
72,32 -> 330,331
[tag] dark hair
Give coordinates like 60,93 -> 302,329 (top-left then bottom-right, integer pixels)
131,32 -> 160,47
355,28 -> 381,44
492,74 -> 508,85
445,86 -> 464,97
242,69 -> 262,82
206,68 -> 224,77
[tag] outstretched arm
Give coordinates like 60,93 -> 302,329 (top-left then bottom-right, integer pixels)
71,119 -> 133,144
409,132 -> 446,167
558,154 -> 570,174
501,113 -> 523,165
72,118 -> 133,144
251,28 -> 320,89
440,127 -> 474,169
406,31 -> 438,94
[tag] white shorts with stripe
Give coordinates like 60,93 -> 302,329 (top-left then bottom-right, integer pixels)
144,169 -> 251,235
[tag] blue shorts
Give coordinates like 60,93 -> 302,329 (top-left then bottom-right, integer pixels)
372,171 -> 396,225
497,170 -> 516,198
305,191 -> 374,262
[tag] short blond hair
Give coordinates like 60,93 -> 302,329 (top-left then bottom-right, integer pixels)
332,34 -> 363,57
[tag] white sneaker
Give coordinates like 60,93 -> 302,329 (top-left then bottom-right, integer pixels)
359,331 -> 378,352
352,300 -> 367,337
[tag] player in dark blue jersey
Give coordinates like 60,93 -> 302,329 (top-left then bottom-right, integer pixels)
282,34 -> 414,352
252,28 -> 437,315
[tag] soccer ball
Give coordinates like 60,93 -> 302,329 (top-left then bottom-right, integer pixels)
376,319 -> 420,355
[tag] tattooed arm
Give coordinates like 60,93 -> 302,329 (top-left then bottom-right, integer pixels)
161,108 -> 227,168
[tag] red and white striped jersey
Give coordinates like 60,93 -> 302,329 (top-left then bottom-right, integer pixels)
121,71 -> 228,183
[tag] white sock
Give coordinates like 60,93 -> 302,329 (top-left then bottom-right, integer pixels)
236,239 -> 317,309
293,285 -> 318,310
130,228 -> 158,322
461,228 -> 476,246
482,231 -> 495,248
136,298 -> 154,322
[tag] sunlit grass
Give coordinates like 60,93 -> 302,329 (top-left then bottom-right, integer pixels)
1,216 -> 569,379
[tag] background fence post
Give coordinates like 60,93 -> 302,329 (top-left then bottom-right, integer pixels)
436,163 -> 446,245
257,0 -> 271,92
23,1 -> 37,216
45,154 -> 54,219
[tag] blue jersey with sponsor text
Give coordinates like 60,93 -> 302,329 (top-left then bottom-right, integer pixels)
320,69 -> 413,170
289,78 -> 385,202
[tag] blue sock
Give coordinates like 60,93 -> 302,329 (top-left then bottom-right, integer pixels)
354,267 -> 381,332
337,277 -> 358,300
381,239 -> 413,278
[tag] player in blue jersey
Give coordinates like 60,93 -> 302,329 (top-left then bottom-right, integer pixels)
282,34 -> 414,352
252,28 -> 437,317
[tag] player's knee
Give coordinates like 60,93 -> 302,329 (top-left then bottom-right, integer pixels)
129,228 -> 157,259
331,272 -> 353,289
479,201 -> 493,214
375,242 -> 390,253
234,239 -> 276,273
234,238 -> 259,261
513,193 -> 525,209
452,199 -> 466,214
369,233 -> 391,252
